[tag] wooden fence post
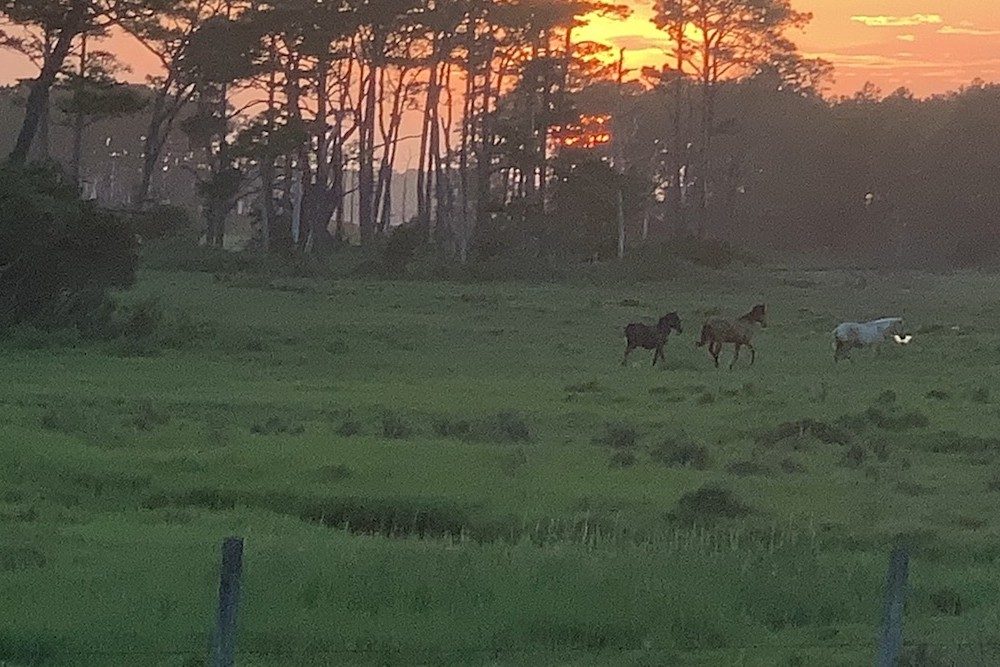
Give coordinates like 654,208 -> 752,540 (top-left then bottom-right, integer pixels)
876,545 -> 909,667
211,537 -> 244,667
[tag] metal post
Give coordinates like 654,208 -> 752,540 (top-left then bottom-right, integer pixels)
876,546 -> 909,666
211,537 -> 244,667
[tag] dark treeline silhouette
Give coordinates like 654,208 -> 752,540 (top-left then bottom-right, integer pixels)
614,73 -> 1000,268
1,0 -> 999,270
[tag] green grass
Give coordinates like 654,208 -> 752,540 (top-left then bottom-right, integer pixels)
4,265 -> 1000,664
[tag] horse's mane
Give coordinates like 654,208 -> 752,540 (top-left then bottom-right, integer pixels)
868,317 -> 903,331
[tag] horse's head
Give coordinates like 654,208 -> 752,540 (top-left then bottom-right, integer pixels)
658,311 -> 683,335
749,303 -> 768,327
880,318 -> 904,336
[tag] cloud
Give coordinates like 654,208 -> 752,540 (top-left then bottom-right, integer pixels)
897,34 -> 916,42
850,14 -> 943,28
938,26 -> 1000,36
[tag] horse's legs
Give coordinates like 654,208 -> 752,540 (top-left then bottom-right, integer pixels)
710,341 -> 721,368
730,344 -> 742,370
653,345 -> 664,367
747,343 -> 756,366
622,344 -> 634,366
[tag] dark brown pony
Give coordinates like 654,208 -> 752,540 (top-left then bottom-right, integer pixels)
696,304 -> 767,369
623,312 -> 683,367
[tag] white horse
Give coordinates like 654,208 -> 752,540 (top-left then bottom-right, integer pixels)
833,317 -> 905,361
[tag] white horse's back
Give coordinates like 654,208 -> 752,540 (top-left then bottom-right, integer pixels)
834,317 -> 903,346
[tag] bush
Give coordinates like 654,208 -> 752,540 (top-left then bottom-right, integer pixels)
251,416 -> 305,436
381,411 -> 414,439
756,419 -> 853,447
595,422 -> 639,450
842,444 -> 866,468
130,400 -> 170,431
609,449 -> 637,468
473,411 -> 531,443
0,162 -> 136,329
672,485 -> 751,524
929,588 -> 963,616
125,204 -> 195,241
668,235 -> 744,269
380,223 -> 424,278
336,416 -> 362,437
649,436 -> 711,469
433,416 -> 471,438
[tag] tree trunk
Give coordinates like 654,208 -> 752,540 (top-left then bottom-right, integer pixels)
668,25 -> 686,236
10,4 -> 85,165
417,46 -> 441,237
357,47 -> 380,246
70,34 -> 88,189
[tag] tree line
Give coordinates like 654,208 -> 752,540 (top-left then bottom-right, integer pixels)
2,0 -> 999,269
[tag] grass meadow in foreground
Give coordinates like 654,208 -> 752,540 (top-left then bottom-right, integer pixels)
3,266 -> 1000,664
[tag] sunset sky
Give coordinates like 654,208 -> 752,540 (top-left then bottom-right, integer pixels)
2,1 -> 998,98
580,0 -> 1000,96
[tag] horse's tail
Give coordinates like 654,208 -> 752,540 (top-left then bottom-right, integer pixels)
696,323 -> 712,347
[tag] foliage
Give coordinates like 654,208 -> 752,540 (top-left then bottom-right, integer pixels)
0,162 -> 136,328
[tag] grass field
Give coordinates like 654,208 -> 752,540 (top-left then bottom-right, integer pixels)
3,262 -> 1000,665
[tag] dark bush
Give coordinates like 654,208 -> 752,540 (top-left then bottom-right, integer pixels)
856,406 -> 930,431
433,416 -> 472,438
336,417 -> 362,437
473,411 -> 531,443
0,163 -> 137,329
609,449 -> 637,468
988,472 -> 1000,492
251,416 -> 305,436
381,411 -> 414,439
380,223 -> 424,278
672,485 -> 751,524
874,390 -> 897,406
924,431 -> 1000,454
316,464 -> 352,482
779,458 -> 806,474
595,422 -> 639,450
125,204 -> 195,241
649,436 -> 711,469
842,444 -> 866,468
756,419 -> 853,447
130,400 -> 170,431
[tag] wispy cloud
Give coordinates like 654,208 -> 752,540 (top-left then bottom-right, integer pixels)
897,34 -> 917,42
850,14 -> 943,28
938,25 -> 1000,36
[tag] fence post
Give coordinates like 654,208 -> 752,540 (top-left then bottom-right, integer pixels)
211,537 -> 244,667
876,545 -> 909,667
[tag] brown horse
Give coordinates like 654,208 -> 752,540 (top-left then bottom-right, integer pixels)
696,304 -> 767,369
623,312 -> 683,367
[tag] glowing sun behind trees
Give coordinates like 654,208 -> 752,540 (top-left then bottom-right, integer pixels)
551,114 -> 613,150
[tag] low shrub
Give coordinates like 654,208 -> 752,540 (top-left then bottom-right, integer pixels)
473,411 -> 531,443
756,419 -> 853,447
251,415 -> 306,436
609,449 -> 637,468
595,422 -> 639,450
672,485 -> 751,524
381,411 -> 414,439
649,436 -> 711,469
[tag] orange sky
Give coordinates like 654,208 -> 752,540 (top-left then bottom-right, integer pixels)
581,0 -> 1000,96
2,1 -> 998,98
